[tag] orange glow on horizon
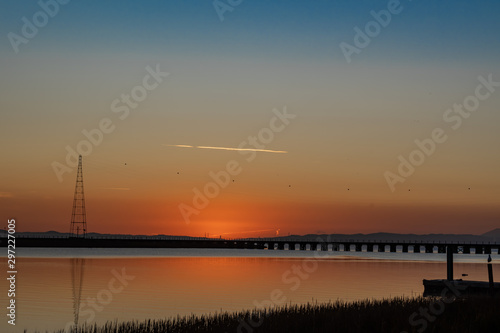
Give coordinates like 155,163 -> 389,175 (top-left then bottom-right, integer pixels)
3,191 -> 498,237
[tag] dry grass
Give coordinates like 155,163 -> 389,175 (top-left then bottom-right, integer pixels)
48,296 -> 500,333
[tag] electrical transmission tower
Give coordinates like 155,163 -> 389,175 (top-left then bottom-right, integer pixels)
70,155 -> 87,238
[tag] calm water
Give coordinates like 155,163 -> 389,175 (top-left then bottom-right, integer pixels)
1,248 -> 498,332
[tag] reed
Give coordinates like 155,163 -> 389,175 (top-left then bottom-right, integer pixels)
48,296 -> 500,333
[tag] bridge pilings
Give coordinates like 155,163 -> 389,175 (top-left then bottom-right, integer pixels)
8,238 -> 500,257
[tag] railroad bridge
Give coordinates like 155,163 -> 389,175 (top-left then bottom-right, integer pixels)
5,236 -> 499,282
6,236 -> 500,255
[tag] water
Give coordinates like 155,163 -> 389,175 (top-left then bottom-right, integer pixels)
1,248 -> 498,332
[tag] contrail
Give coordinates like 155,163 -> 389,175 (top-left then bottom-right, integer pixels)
197,146 -> 287,153
163,144 -> 287,154
101,187 -> 130,190
164,144 -> 194,148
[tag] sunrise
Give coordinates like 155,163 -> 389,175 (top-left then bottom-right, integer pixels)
1,1 -> 499,332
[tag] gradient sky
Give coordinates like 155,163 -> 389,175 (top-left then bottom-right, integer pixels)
1,0 -> 499,237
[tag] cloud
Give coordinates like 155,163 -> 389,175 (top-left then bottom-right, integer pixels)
163,144 -> 287,154
101,188 -> 130,191
0,192 -> 13,198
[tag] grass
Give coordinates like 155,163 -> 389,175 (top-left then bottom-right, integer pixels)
49,296 -> 500,333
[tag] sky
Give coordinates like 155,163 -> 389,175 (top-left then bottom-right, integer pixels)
1,0 -> 499,237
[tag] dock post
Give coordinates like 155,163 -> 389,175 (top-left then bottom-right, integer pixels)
488,255 -> 494,291
488,264 -> 494,288
447,245 -> 454,281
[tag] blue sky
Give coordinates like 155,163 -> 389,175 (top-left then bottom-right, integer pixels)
2,0 -> 500,63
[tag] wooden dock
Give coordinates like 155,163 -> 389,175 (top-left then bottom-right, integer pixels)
423,279 -> 500,297
424,250 -> 497,297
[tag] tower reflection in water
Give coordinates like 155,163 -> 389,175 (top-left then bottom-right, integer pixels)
70,258 -> 85,331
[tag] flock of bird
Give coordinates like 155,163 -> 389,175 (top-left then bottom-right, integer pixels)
118,161 -> 474,192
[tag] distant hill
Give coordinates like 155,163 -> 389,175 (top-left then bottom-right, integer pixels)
3,230 -> 500,243
276,232 -> 494,243
0,230 -> 194,240
482,229 -> 500,241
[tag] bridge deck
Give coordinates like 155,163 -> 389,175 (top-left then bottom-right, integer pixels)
2,237 -> 499,254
